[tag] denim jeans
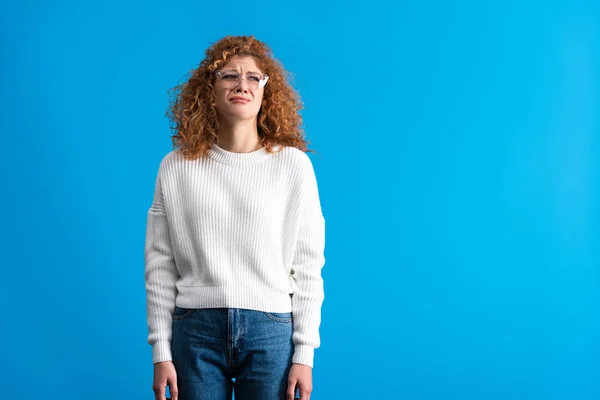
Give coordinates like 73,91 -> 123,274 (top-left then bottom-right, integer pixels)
170,307 -> 302,400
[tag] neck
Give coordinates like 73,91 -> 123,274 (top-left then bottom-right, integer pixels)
216,116 -> 263,153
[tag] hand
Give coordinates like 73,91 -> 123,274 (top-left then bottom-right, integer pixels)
153,361 -> 178,400
287,363 -> 313,400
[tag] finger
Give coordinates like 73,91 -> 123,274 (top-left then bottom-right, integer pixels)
287,379 -> 297,400
299,387 -> 311,400
153,383 -> 166,400
169,377 -> 179,400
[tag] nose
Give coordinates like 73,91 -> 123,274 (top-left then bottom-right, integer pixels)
234,76 -> 250,92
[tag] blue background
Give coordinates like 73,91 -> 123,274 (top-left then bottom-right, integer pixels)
1,0 -> 598,399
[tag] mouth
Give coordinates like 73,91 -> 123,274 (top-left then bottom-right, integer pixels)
230,98 -> 250,103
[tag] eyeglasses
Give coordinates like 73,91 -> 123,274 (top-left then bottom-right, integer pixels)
215,69 -> 269,89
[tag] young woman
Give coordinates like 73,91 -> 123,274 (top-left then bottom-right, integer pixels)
144,35 -> 326,400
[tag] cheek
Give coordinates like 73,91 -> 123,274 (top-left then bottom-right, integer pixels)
254,92 -> 264,105
214,90 -> 228,107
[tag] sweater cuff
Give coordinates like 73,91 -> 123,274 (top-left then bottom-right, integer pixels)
292,344 -> 315,368
152,340 -> 172,364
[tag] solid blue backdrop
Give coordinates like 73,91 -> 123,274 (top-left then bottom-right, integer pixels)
0,0 -> 598,399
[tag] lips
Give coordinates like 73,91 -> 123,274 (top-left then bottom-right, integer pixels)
230,97 -> 250,103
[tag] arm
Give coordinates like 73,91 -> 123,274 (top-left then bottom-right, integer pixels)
144,160 -> 179,364
290,155 -> 326,368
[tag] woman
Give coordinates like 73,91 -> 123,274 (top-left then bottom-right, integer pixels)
144,35 -> 326,400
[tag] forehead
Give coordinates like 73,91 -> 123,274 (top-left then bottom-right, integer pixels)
220,55 -> 262,72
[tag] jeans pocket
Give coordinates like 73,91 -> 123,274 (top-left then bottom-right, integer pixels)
263,311 -> 293,323
173,306 -> 196,320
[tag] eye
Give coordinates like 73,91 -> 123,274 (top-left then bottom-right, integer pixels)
222,72 -> 239,80
248,74 -> 261,82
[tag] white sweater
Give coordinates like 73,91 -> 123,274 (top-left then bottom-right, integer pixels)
144,143 -> 326,368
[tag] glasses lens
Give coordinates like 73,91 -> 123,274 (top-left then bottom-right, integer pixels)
246,73 -> 262,82
218,71 -> 263,89
221,71 -> 239,80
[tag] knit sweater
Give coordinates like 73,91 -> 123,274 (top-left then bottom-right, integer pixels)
144,143 -> 326,368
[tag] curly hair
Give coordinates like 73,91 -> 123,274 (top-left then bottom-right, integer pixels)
165,35 -> 316,160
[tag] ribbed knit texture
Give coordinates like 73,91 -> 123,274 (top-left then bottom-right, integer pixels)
144,143 -> 325,368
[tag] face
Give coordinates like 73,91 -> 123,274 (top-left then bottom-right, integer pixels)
213,55 -> 266,122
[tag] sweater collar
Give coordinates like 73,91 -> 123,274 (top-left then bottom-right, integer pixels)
208,142 -> 279,165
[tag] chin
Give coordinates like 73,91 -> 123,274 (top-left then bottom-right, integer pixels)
228,109 -> 259,119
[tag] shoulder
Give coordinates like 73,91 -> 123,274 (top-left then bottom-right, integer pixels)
160,149 -> 182,167
276,146 -> 320,196
277,145 -> 315,171
149,150 -> 183,185
155,149 -> 187,173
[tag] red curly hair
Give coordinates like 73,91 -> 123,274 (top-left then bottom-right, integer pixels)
165,35 -> 316,160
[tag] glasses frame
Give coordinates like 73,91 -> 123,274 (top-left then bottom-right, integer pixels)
214,69 -> 269,89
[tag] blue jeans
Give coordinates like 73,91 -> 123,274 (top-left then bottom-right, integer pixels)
170,307 -> 301,400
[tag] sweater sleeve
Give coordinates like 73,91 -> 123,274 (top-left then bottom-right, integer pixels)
144,160 -> 179,364
290,155 -> 326,368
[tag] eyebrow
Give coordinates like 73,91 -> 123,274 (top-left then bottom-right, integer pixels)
222,68 -> 262,75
